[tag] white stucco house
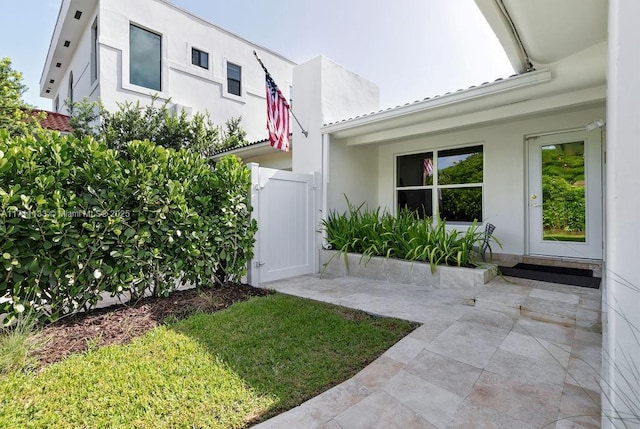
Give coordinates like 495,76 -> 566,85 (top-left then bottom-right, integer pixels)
37,0 -> 639,425
39,0 -> 296,167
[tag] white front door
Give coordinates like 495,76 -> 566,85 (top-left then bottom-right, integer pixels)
527,129 -> 603,260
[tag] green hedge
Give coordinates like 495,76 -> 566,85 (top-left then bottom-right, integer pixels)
0,131 -> 256,324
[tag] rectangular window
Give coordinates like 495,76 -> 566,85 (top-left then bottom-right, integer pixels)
191,48 -> 209,69
227,62 -> 241,96
91,19 -> 98,83
129,24 -> 161,91
396,145 -> 483,222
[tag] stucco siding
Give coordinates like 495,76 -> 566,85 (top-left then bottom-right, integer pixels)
352,103 -> 608,255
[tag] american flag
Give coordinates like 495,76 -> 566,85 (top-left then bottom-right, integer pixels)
265,73 -> 290,152
423,158 -> 433,185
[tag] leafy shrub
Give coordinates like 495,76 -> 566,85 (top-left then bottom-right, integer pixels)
542,175 -> 586,233
323,200 -> 499,271
0,131 -> 256,324
68,97 -> 249,157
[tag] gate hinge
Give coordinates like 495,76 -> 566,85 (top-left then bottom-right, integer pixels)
254,261 -> 265,267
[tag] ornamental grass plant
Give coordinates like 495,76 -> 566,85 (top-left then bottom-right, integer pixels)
323,199 -> 499,272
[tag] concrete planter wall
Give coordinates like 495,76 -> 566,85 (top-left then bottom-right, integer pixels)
320,249 -> 497,289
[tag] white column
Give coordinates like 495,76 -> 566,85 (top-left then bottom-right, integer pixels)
604,0 -> 640,427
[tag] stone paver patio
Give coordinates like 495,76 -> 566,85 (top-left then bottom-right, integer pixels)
253,274 -> 602,429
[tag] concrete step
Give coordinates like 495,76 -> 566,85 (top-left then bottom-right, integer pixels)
490,253 -> 603,278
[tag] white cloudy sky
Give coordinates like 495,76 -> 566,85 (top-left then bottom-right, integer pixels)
1,0 -> 514,110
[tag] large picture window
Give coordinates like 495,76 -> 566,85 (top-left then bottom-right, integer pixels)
396,145 -> 483,222
129,24 -> 161,91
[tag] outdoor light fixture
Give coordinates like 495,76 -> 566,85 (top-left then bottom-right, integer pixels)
56,62 -> 62,68
64,40 -> 70,47
74,10 -> 82,19
49,79 -> 55,84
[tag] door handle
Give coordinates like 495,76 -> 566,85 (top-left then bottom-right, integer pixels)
530,203 -> 542,208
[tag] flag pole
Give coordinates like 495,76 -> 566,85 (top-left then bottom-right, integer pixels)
253,51 -> 308,137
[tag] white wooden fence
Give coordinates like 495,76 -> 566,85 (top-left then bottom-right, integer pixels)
247,164 -> 318,285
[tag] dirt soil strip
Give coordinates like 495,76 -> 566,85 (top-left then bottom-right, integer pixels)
32,284 -> 271,368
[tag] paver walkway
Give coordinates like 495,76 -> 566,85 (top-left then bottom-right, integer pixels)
253,274 -> 603,429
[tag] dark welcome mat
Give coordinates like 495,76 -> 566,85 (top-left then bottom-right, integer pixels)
498,263 -> 601,289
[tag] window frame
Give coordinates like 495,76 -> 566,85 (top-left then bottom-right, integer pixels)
191,47 -> 209,70
395,144 -> 485,224
129,23 -> 162,92
226,62 -> 242,96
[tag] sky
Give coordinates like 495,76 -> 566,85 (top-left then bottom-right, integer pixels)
1,0 -> 514,111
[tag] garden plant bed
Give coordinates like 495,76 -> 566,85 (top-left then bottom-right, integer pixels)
321,249 -> 497,289
32,283 -> 270,368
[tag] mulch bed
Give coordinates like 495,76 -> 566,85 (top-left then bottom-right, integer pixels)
32,284 -> 271,368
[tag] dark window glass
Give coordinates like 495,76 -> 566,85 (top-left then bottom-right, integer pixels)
191,48 -> 209,69
227,62 -> 241,96
130,24 -> 161,91
68,71 -> 74,104
439,187 -> 483,222
91,19 -> 98,83
397,189 -> 433,219
438,145 -> 483,185
397,152 -> 434,187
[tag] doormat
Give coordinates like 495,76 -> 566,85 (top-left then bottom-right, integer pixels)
498,263 -> 601,289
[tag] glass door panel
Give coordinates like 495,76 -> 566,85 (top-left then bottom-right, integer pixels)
541,142 -> 586,242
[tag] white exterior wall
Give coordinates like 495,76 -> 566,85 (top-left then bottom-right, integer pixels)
240,150 -> 292,171
53,8 -> 100,113
97,0 -> 294,142
292,56 -> 379,175
327,142 -> 379,214
326,104 -> 607,256
604,0 -> 640,426
50,0 -> 295,142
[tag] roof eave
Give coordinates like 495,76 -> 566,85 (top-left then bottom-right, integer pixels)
473,0 -> 529,73
212,141 -> 271,159
321,69 -> 551,134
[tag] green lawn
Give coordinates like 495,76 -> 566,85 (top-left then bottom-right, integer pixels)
0,294 -> 416,428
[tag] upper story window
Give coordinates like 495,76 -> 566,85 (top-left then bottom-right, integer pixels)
54,95 -> 60,113
396,145 -> 484,223
129,24 -> 161,91
227,62 -> 241,96
68,71 -> 74,104
91,18 -> 98,83
191,48 -> 209,69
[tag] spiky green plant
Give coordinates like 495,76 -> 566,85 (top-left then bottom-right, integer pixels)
323,199 -> 500,272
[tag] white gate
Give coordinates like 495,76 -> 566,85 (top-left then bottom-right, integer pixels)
248,164 -> 317,285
